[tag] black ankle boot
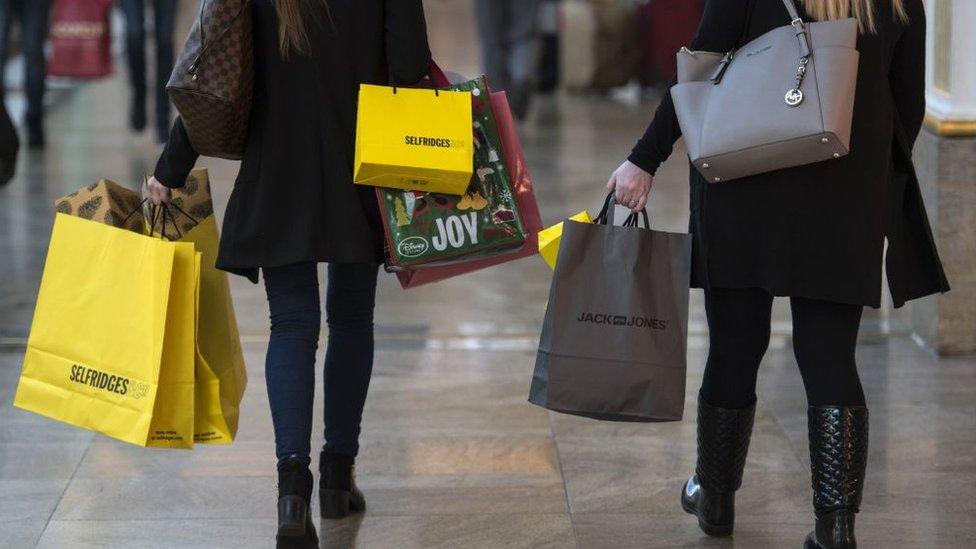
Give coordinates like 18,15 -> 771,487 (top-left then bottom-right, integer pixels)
805,406 -> 869,549
680,396 -> 756,537
320,451 -> 365,519
276,455 -> 319,548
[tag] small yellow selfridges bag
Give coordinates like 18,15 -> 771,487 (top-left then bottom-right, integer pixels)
354,83 -> 474,195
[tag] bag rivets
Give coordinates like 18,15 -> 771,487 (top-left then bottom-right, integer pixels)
821,137 -> 829,144
702,163 -> 710,169
713,177 -> 722,182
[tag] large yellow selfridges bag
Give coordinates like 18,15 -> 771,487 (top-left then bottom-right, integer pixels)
14,170 -> 246,448
152,169 -> 247,445
15,213 -> 199,448
354,82 -> 474,195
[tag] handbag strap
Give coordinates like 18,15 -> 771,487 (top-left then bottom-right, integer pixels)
713,0 -> 813,90
781,0 -> 812,59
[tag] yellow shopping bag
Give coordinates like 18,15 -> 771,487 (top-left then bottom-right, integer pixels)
149,169 -> 248,445
14,214 -> 198,448
354,83 -> 474,195
538,211 -> 592,269
182,214 -> 247,444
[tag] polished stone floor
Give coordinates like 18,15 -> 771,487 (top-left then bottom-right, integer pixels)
1,3 -> 975,548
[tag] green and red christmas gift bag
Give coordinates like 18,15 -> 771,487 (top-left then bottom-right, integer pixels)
377,76 -> 526,268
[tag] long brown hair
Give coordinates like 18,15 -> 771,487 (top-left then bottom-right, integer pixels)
801,0 -> 909,33
273,0 -> 332,58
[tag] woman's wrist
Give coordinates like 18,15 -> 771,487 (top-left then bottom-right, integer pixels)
626,150 -> 659,177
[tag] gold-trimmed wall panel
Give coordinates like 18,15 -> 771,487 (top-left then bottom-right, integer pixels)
924,111 -> 976,137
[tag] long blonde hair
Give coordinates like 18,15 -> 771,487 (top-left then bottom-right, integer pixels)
273,0 -> 332,58
801,0 -> 909,33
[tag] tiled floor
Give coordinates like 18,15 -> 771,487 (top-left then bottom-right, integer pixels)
1,2 -> 974,548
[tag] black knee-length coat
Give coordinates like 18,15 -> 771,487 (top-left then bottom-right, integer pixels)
154,0 -> 432,282
628,0 -> 949,308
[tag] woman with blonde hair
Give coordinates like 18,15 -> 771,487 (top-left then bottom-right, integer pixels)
147,1 -> 432,546
607,0 -> 947,547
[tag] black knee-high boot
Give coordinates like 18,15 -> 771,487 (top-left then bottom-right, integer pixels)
805,406 -> 869,549
277,455 -> 319,548
681,395 -> 756,537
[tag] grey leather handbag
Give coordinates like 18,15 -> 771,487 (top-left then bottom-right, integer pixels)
671,0 -> 859,183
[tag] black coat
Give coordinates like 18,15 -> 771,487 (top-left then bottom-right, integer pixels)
628,0 -> 949,308
155,0 -> 432,282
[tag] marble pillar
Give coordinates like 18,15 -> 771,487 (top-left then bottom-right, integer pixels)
907,0 -> 976,355
912,132 -> 976,355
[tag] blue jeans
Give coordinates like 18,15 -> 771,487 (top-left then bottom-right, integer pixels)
263,262 -> 379,461
0,0 -> 52,124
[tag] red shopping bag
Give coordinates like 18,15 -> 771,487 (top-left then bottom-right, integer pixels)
393,90 -> 543,288
48,0 -> 114,78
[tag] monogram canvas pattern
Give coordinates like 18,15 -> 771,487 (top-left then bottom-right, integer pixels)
167,0 -> 253,160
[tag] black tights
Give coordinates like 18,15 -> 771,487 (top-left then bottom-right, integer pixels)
700,288 -> 866,410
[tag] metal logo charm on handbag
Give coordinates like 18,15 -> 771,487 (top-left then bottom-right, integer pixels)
785,88 -> 804,106
786,57 -> 809,107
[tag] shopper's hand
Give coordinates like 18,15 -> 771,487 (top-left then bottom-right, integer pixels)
606,160 -> 652,213
145,176 -> 171,205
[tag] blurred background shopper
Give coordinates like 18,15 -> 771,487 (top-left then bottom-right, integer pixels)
474,0 -> 539,119
146,1 -> 431,546
117,0 -> 177,142
607,0 -> 948,547
0,0 -> 52,149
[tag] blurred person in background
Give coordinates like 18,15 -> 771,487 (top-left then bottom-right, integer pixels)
474,0 -> 539,119
146,1 -> 432,546
0,0 -> 52,149
0,97 -> 17,185
607,0 -> 947,547
118,0 -> 177,142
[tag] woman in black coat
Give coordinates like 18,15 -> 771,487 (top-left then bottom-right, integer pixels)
608,0 -> 948,547
146,1 -> 431,545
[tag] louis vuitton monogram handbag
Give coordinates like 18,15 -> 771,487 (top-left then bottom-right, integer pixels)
168,0 -> 253,160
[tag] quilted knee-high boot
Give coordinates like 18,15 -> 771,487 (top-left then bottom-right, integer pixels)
681,395 -> 756,537
805,406 -> 869,549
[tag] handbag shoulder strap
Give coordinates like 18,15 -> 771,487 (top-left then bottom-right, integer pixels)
781,0 -> 803,22
782,0 -> 813,59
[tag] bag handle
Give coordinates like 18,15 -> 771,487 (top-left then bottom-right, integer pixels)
623,209 -> 651,230
594,192 -> 652,230
782,0 -> 812,59
594,192 -> 618,226
713,0 -> 812,103
390,60 -> 451,96
123,178 -> 202,241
